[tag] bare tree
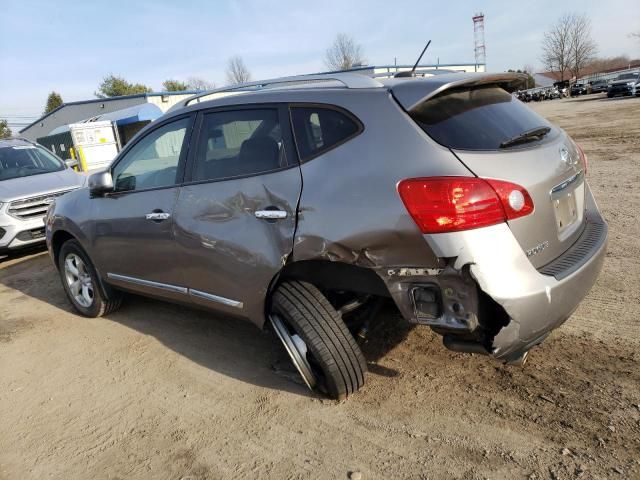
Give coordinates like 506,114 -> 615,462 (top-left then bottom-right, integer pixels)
568,14 -> 597,80
186,76 -> 216,91
324,33 -> 366,71
541,14 -> 573,82
542,13 -> 597,81
225,56 -> 251,85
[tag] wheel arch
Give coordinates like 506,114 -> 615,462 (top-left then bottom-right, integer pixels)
52,230 -> 117,301
263,259 -> 390,328
51,229 -> 76,268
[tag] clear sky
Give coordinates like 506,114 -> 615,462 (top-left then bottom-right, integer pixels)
1,0 -> 639,128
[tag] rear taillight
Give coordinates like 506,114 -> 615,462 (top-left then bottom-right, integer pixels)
397,177 -> 534,234
576,143 -> 588,174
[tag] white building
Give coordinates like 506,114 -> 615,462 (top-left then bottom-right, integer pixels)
19,91 -> 198,142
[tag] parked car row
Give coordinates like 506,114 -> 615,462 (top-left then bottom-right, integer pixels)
569,72 -> 640,98
514,86 -> 563,102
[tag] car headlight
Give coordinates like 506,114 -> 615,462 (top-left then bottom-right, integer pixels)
627,82 -> 635,86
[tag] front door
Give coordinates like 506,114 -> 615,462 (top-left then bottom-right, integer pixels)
91,115 -> 194,300
173,106 -> 302,324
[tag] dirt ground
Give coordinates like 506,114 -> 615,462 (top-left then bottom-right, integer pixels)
1,95 -> 639,480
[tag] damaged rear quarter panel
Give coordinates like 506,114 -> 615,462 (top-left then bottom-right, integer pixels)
290,90 -> 472,292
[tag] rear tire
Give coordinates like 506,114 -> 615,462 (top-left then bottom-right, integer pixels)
271,281 -> 367,400
58,239 -> 122,317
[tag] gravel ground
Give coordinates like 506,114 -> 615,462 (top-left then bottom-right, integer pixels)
1,94 -> 639,480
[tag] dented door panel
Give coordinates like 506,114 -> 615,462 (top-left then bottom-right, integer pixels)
173,168 -> 302,326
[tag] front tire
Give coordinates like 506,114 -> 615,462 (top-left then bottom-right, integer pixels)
58,239 -> 122,317
271,281 -> 367,400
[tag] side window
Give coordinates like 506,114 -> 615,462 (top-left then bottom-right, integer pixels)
290,107 -> 361,161
112,117 -> 190,192
193,109 -> 285,182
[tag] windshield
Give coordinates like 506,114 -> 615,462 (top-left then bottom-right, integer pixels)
616,73 -> 637,81
410,85 -> 555,150
0,144 -> 65,181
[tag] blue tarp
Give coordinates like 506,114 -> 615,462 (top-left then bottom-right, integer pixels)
93,103 -> 164,126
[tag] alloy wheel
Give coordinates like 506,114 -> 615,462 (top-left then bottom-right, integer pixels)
64,253 -> 94,308
269,313 -> 317,389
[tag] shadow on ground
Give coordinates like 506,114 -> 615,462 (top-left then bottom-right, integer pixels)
0,252 -> 412,397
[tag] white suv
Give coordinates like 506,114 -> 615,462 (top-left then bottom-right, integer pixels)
0,138 -> 84,255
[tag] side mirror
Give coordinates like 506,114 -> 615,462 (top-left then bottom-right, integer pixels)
65,159 -> 79,169
88,171 -> 114,197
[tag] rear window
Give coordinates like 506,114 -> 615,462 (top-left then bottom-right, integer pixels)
290,107 -> 361,161
410,86 -> 554,151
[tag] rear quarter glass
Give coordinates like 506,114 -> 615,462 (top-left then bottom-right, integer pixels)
410,86 -> 556,151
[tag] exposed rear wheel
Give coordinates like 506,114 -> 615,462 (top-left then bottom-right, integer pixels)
58,239 -> 122,317
270,281 -> 367,400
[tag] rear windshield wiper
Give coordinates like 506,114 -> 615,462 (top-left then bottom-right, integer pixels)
500,126 -> 551,149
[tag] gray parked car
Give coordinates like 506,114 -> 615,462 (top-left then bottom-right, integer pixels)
45,72 -> 608,399
0,138 -> 84,255
607,72 -> 640,97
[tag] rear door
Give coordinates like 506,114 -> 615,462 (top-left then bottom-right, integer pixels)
398,82 -> 587,268
173,105 -> 301,325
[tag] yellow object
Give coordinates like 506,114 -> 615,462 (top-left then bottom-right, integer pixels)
69,148 -> 79,171
78,147 -> 88,172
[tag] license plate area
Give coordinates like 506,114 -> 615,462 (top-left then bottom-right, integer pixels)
551,171 -> 584,236
554,191 -> 578,234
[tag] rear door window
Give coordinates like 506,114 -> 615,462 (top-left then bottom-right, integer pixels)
290,106 -> 361,161
410,86 -> 555,151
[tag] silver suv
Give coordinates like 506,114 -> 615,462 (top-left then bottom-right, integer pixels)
0,138 -> 83,255
45,73 -> 608,399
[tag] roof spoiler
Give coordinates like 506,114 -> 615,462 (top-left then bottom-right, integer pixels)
390,72 -> 529,111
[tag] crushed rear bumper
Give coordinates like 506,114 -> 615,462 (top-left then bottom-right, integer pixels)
380,185 -> 607,361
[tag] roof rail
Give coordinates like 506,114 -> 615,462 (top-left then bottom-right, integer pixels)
370,68 -> 457,79
179,72 -> 383,108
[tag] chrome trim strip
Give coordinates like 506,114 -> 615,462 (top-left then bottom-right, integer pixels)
106,273 -> 188,294
105,274 -> 242,309
551,170 -> 583,196
189,288 -> 243,309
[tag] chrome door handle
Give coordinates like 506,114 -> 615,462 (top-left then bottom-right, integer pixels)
145,212 -> 171,221
254,210 -> 287,220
